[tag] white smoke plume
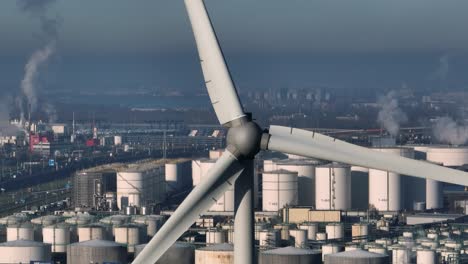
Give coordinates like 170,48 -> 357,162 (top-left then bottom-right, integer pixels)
17,0 -> 59,123
377,91 -> 408,137
432,116 -> 468,146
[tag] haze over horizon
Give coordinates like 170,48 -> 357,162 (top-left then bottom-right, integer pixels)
2,0 -> 468,96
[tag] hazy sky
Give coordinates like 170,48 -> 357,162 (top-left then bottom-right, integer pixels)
1,0 -> 468,93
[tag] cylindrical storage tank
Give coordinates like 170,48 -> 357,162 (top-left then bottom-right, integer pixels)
117,171 -> 144,209
425,147 -> 468,209
31,215 -> 63,226
259,246 -> 321,264
322,243 -> 343,261
65,214 -> 95,226
274,224 -> 295,241
326,223 -> 344,240
275,159 -> 320,206
42,223 -> 70,253
352,223 -> 369,242
258,229 -> 280,247
133,215 -> 165,238
99,215 -> 131,226
289,229 -> 307,248
7,223 -> 34,241
114,224 -> 143,253
135,242 -> 195,264
325,249 -> 389,264
426,179 -> 443,210
193,159 -> 235,211
0,214 -> 28,225
0,240 -> 51,263
316,164 -> 351,210
397,237 -> 415,248
427,232 -> 438,240
206,228 -> 227,244
316,232 -> 327,241
263,170 -> 298,211
165,161 -> 191,192
263,159 -> 278,173
299,222 -> 318,240
369,148 -> 413,211
114,135 -> 122,145
78,224 -> 108,242
195,243 -> 233,264
67,240 -> 127,264
391,245 -> 411,264
416,249 -> 436,264
254,222 -> 270,240
439,249 -> 459,263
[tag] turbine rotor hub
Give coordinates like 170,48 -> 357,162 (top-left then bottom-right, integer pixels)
226,120 -> 263,159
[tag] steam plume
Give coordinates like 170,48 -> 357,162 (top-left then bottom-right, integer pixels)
377,91 -> 407,137
432,116 -> 468,146
431,54 -> 449,80
17,0 -> 59,123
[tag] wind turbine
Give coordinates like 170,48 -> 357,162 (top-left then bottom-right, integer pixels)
133,0 -> 468,263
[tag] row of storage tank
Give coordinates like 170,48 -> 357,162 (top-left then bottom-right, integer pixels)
121,145 -> 467,213
0,211 -> 467,263
0,213 -> 166,263
260,146 -> 468,212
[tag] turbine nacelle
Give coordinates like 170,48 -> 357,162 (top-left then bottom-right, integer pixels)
226,117 -> 263,159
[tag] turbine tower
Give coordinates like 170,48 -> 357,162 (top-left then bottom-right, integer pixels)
133,1 -> 468,263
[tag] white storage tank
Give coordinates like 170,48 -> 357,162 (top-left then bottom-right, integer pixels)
345,243 -> 362,251
369,148 -> 413,211
258,229 -> 280,247
206,228 -> 228,244
192,159 -> 236,212
416,248 -> 436,264
259,246 -> 321,264
0,240 -> 51,263
65,214 -> 95,226
78,224 -> 109,242
316,163 -> 351,210
322,243 -> 343,261
263,159 -> 279,173
367,245 -> 388,255
263,170 -> 298,211
326,223 -> 344,240
273,223 -> 295,241
114,224 -> 144,253
352,223 -> 369,242
390,245 -> 412,264
0,214 -> 28,225
425,147 -> 468,209
195,243 -> 234,264
42,223 -> 71,253
324,249 -> 389,264
114,135 -> 122,145
289,229 -> 307,248
31,215 -> 62,226
67,239 -> 127,264
117,171 -> 145,209
6,223 -> 34,241
299,222 -> 318,240
275,159 -> 320,206
135,242 -> 195,264
133,215 -> 165,238
165,160 -> 191,192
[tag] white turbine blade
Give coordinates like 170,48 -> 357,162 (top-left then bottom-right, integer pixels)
185,0 -> 246,126
132,150 -> 245,264
266,125 -> 468,186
